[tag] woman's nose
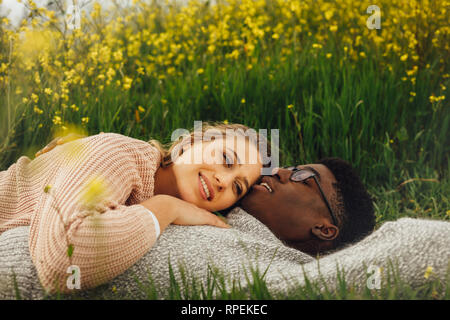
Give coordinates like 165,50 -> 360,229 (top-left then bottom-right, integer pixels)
214,172 -> 233,191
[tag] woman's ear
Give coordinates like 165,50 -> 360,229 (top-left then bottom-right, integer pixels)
311,223 -> 339,241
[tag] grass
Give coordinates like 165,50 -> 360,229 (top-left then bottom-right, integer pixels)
0,0 -> 449,299
35,259 -> 448,300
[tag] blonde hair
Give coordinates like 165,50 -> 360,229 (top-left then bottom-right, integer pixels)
148,121 -> 271,168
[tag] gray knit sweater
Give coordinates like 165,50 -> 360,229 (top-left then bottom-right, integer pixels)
0,207 -> 449,299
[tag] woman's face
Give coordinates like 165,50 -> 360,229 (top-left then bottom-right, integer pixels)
171,136 -> 262,212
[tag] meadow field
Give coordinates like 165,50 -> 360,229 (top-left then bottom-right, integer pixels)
0,0 -> 449,299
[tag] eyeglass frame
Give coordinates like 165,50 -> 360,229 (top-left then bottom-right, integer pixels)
283,166 -> 339,227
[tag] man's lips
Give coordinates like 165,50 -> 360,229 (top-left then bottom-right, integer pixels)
251,176 -> 275,193
199,173 -> 215,201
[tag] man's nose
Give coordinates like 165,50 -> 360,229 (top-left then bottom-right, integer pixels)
272,167 -> 292,183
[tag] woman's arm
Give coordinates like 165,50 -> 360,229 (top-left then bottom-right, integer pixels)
29,134 -> 162,294
29,133 -> 227,294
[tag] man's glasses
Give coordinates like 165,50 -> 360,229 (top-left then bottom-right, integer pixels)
283,167 -> 339,226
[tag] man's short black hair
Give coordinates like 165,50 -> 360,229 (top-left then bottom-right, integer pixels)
318,157 -> 376,250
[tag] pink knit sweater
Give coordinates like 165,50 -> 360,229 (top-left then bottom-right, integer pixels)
0,133 -> 161,293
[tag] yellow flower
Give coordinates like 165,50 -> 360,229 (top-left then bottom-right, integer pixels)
359,52 -> 366,58
329,25 -> 338,32
287,104 -> 294,109
81,175 -> 109,207
272,33 -> 279,40
203,84 -> 209,91
223,119 -> 229,124
406,66 -> 418,76
34,72 -> 41,85
138,106 -> 145,113
424,266 -> 433,279
167,67 -> 176,75
113,50 -> 123,62
197,68 -> 204,75
34,106 -> 43,114
312,43 -> 322,49
226,49 -> 240,60
31,93 -> 39,103
106,68 -> 116,80
44,88 -> 53,95
446,210 -> 450,217
409,92 -> 416,97
241,98 -> 246,104
326,53 -> 332,59
52,115 -> 62,125
400,54 -> 408,61
81,117 -> 89,124
123,76 -> 133,90
207,44 -> 216,54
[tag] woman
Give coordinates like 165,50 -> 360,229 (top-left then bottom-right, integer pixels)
0,122 -> 265,293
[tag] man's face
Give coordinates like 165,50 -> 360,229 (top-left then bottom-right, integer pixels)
240,164 -> 338,245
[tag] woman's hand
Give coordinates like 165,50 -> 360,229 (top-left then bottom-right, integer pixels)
35,132 -> 92,157
140,195 -> 230,233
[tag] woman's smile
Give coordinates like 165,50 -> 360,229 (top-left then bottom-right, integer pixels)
199,172 -> 215,201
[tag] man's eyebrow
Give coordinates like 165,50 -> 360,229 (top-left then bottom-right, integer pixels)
304,166 -> 321,181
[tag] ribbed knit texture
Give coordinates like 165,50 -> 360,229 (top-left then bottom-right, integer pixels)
0,133 -> 161,293
1,208 -> 449,299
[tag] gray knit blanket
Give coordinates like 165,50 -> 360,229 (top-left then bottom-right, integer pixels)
1,207 -> 449,299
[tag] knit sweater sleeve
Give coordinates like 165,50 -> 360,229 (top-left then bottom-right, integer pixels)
28,133 -> 161,294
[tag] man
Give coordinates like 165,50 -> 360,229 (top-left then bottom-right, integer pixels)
1,154 -> 448,299
237,158 -> 376,255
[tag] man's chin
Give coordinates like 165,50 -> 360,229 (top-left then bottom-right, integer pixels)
240,191 -> 259,216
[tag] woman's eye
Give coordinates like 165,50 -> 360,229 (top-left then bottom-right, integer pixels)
235,182 -> 243,196
223,153 -> 232,168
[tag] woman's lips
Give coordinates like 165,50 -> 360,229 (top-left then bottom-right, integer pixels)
199,175 -> 208,200
199,173 -> 215,201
